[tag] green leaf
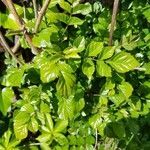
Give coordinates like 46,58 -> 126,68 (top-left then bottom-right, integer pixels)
40,62 -> 59,83
37,134 -> 52,143
96,60 -> 112,77
2,68 -> 24,87
108,52 -> 140,73
89,114 -> 102,129
143,7 -> 150,23
87,41 -> 103,57
112,122 -> 125,138
56,72 -> 76,98
69,17 -> 84,26
45,113 -> 54,132
118,82 -> 133,99
144,62 -> 150,74
73,36 -> 85,52
56,13 -> 69,24
100,46 -> 115,60
32,26 -> 59,47
14,111 -> 30,125
58,96 -> 75,120
72,3 -> 92,15
0,12 -> 20,30
28,117 -> 39,133
54,133 -> 68,145
40,101 -> 51,113
0,87 -> 14,116
40,143 -> 51,150
63,47 -> 80,59
20,104 -> 34,113
59,0 -> 71,13
82,58 -> 95,79
110,93 -> 126,106
54,120 -> 68,133
14,123 -> 28,140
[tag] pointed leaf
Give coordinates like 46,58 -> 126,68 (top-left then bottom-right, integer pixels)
87,41 -> 103,57
0,87 -> 14,116
45,113 -> 54,132
118,82 -> 133,99
14,123 -> 28,140
109,52 -> 140,73
96,60 -> 112,77
59,0 -> 71,13
54,133 -> 68,145
54,120 -> 68,133
56,72 -> 76,97
100,46 -> 115,60
82,58 -> 95,79
58,96 -> 75,120
28,117 -> 39,133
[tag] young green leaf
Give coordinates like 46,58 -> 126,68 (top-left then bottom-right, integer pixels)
73,36 -> 85,52
54,133 -> 68,145
87,41 -> 103,57
0,87 -> 14,116
54,120 -> 68,133
2,68 -> 24,87
99,46 -> 115,60
14,124 -> 28,140
118,82 -> 133,99
108,52 -> 140,73
56,72 -> 76,98
82,58 -> 95,79
72,3 -> 92,15
96,60 -> 112,77
59,0 -> 71,13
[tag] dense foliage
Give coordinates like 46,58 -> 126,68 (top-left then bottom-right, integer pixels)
0,0 -> 150,149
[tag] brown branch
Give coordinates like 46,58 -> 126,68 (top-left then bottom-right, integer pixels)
32,0 -> 38,19
12,36 -> 20,53
108,0 -> 120,46
1,0 -> 9,9
34,0 -> 51,33
3,0 -> 39,55
0,31 -> 24,65
5,0 -> 23,27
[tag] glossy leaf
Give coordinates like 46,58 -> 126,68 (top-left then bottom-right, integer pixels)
0,88 -> 14,116
28,117 -> 39,133
54,120 -> 68,133
73,36 -> 85,52
56,72 -> 76,97
96,60 -> 112,77
118,82 -> 133,99
72,3 -> 92,15
54,133 -> 68,145
14,123 -> 28,140
109,52 -> 140,73
58,96 -> 75,120
2,68 -> 24,87
59,0 -> 71,13
100,46 -> 115,60
87,41 -> 103,57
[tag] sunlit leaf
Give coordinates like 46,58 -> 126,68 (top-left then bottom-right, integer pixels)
108,52 -> 140,73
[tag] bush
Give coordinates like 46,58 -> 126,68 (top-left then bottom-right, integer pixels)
0,0 -> 150,149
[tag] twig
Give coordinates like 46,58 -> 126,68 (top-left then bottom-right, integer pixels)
5,0 -> 23,27
94,128 -> 98,149
108,0 -> 120,46
34,0 -> 51,33
0,31 -> 23,65
1,0 -> 9,9
32,0 -> 38,19
3,0 -> 39,55
12,36 -> 20,53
